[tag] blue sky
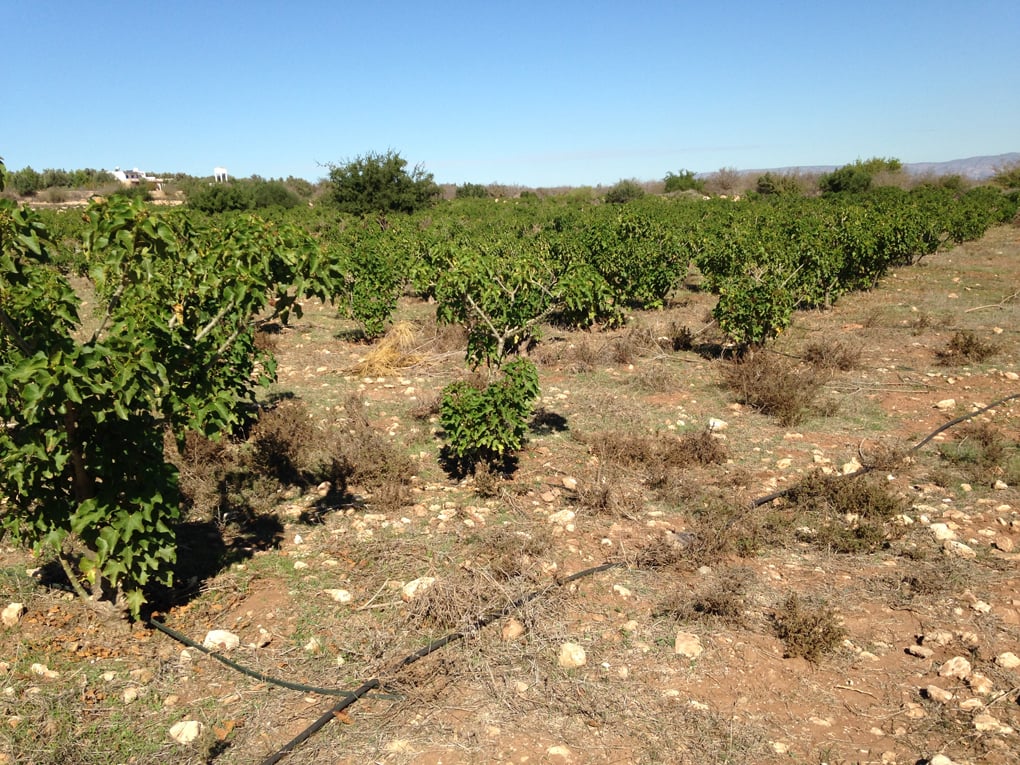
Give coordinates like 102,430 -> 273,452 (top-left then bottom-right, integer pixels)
3,0 -> 1018,187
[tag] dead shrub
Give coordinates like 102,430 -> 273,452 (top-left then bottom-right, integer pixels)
582,430 -> 727,472
408,392 -> 442,421
722,351 -> 830,426
802,338 -> 861,371
772,594 -> 846,662
403,572 -> 506,631
338,394 -> 414,509
352,321 -> 423,376
632,531 -> 697,569
627,361 -> 681,392
785,471 -> 905,554
169,430 -> 238,520
573,462 -> 644,519
935,330 -> 998,365
656,566 -> 756,626
568,335 -> 607,372
474,525 -> 553,581
936,421 -> 1018,486
683,499 -> 791,560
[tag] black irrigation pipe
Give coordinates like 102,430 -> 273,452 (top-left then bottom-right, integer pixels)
148,617 -> 399,700
253,393 -> 1020,764
258,562 -> 621,765
750,391 -> 1020,508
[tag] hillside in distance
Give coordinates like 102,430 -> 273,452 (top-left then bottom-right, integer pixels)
753,152 -> 1019,181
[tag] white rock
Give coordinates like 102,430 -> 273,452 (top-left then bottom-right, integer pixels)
202,630 -> 240,651
973,713 -> 1012,734
612,584 -> 633,599
993,536 -> 1015,552
293,560 -> 308,570
29,663 -> 59,679
841,458 -> 862,475
401,577 -> 436,602
929,523 -> 956,541
922,630 -> 955,646
169,720 -> 204,744
943,540 -> 976,559
968,672 -> 994,695
674,631 -> 703,659
122,687 -> 139,704
971,600 -> 991,614
707,418 -> 728,432
926,685 -> 954,704
1,603 -> 25,628
906,645 -> 935,659
561,476 -> 578,491
995,651 -> 1020,669
304,637 -> 322,653
938,656 -> 972,679
501,618 -> 525,641
558,642 -> 587,668
546,745 -> 572,761
994,480 -> 1009,490
929,755 -> 958,765
547,509 -> 576,526
934,399 -> 956,411
324,589 -> 353,604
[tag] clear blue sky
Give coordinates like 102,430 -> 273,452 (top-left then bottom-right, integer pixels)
3,0 -> 1018,187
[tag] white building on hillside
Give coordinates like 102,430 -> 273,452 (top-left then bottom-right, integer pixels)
112,167 -> 164,190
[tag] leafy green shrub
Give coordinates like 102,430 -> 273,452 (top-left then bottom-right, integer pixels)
0,197 -> 339,617
992,162 -> 1020,190
755,172 -> 802,196
604,179 -> 646,204
664,169 -> 704,193
819,164 -> 873,194
713,267 -> 797,348
456,182 -> 489,199
327,150 -> 440,214
439,358 -> 540,474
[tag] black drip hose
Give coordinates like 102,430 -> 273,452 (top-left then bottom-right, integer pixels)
246,393 -> 1020,764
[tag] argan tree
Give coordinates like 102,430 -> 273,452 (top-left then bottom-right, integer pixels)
327,150 -> 440,215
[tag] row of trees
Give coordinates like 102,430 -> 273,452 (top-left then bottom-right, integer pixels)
2,151 -> 1018,618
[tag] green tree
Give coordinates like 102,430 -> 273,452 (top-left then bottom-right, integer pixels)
604,179 -> 646,204
327,150 -> 439,215
0,197 -> 337,617
455,182 -> 489,199
664,169 -> 704,193
820,157 -> 901,195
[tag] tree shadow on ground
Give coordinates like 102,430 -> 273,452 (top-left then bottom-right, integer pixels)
31,511 -> 285,620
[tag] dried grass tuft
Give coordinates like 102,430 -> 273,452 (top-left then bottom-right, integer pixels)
352,321 -> 424,375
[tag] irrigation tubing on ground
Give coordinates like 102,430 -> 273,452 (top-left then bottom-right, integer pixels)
257,562 -> 622,765
148,617 -> 398,700
252,394 -> 1019,763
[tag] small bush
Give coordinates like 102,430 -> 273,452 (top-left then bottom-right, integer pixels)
604,179 -> 646,204
664,170 -> 704,194
937,421 -> 1019,487
785,471 -> 905,554
439,359 -> 540,475
935,330 -> 998,365
656,566 -> 755,626
772,594 -> 846,662
802,338 -> 861,371
722,351 -> 829,426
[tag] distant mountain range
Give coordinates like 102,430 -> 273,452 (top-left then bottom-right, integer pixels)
754,153 -> 1019,181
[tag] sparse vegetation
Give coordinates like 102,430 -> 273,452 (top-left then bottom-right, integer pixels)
2,166 -> 1019,765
